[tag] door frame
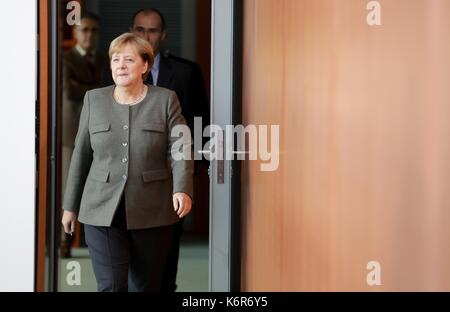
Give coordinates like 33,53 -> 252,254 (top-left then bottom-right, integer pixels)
38,0 -> 243,292
209,0 -> 243,292
36,0 -> 50,292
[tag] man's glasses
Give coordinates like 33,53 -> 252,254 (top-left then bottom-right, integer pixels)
132,26 -> 162,35
79,27 -> 98,33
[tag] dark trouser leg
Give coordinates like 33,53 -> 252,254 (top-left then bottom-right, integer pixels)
61,233 -> 73,258
84,224 -> 130,292
161,219 -> 183,292
128,224 -> 175,292
79,223 -> 87,247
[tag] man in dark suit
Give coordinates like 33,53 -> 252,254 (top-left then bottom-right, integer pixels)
61,12 -> 109,257
130,8 -> 209,134
130,8 -> 209,292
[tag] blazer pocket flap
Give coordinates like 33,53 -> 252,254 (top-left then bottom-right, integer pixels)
142,123 -> 165,133
142,169 -> 169,182
90,168 -> 110,182
90,122 -> 111,134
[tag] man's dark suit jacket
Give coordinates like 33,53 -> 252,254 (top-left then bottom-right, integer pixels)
149,53 -> 210,135
63,48 -> 109,147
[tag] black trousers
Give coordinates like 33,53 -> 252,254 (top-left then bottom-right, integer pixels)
84,196 -> 175,292
161,219 -> 183,292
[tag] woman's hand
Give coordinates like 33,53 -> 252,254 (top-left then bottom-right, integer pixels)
173,193 -> 192,218
62,210 -> 77,235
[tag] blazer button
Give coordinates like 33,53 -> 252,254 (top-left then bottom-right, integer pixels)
122,158 -> 128,163
123,125 -> 129,130
122,142 -> 128,147
122,174 -> 127,180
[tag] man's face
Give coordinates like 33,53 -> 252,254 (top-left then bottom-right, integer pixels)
74,18 -> 98,51
131,12 -> 167,55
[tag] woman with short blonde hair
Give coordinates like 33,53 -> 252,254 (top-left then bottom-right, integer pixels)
62,32 -> 194,292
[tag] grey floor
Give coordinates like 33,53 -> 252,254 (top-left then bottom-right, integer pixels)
58,239 -> 208,292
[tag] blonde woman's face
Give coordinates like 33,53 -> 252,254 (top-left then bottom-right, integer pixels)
110,43 -> 148,87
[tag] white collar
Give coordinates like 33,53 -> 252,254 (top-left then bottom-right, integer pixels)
75,44 -> 95,57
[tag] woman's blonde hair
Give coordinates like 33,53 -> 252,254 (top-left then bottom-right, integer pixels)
108,32 -> 154,81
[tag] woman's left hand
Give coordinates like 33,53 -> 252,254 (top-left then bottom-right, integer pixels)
173,192 -> 192,218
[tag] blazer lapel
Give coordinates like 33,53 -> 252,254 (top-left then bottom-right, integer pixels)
157,55 -> 174,88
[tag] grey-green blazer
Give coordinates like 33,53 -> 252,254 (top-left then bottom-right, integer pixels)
62,85 -> 194,229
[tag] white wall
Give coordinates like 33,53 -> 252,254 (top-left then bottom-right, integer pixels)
0,1 -> 36,291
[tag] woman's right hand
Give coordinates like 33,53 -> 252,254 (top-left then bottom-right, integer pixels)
62,210 -> 77,235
